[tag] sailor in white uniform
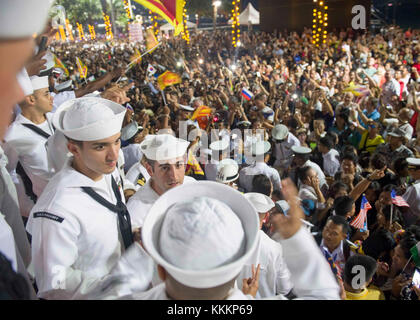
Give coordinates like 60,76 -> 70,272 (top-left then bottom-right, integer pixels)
271,124 -> 301,174
3,76 -> 56,215
238,193 -> 293,299
26,97 -> 153,299
205,139 -> 230,181
239,141 -> 281,192
402,158 -> 420,226
121,179 -> 340,300
127,134 -> 195,229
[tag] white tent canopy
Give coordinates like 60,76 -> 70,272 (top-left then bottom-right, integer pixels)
228,3 -> 260,25
160,21 -> 196,32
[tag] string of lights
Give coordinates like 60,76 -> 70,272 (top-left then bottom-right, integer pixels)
88,24 -> 96,40
65,19 -> 74,41
181,1 -> 190,44
103,12 -> 114,40
231,0 -> 241,47
123,0 -> 132,19
76,22 -> 85,41
312,0 -> 328,47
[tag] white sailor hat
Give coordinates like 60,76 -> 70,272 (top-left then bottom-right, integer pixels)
217,158 -> 239,172
17,68 -> 33,96
140,134 -> 189,162
237,120 -> 251,128
210,139 -> 229,152
387,127 -> 406,139
39,51 -> 55,76
216,163 -> 239,184
0,0 -> 53,39
272,124 -> 289,141
52,97 -> 126,141
291,146 -> 312,155
179,104 -> 194,112
407,158 -> 420,168
244,193 -> 275,213
55,80 -> 73,92
142,181 -> 259,288
121,121 -> 143,141
251,141 -> 271,156
30,76 -> 49,91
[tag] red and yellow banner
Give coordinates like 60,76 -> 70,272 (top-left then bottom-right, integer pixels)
157,71 -> 181,90
133,0 -> 184,35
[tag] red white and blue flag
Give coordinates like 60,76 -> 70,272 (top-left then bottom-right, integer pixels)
391,189 -> 409,207
241,88 -> 253,101
350,195 -> 371,230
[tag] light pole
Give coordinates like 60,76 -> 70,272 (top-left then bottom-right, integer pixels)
213,0 -> 221,32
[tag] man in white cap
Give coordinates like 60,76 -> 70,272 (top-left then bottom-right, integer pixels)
3,76 -> 55,216
239,141 -> 281,193
216,158 -> 240,189
271,124 -> 300,176
127,134 -> 195,229
238,193 -> 293,299
124,179 -> 339,300
290,146 -> 328,193
0,0 -> 53,299
205,139 -> 230,181
26,97 -> 151,299
401,158 -> 420,226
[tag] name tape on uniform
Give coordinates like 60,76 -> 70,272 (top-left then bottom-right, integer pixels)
33,212 -> 64,223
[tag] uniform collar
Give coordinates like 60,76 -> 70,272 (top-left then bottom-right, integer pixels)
134,179 -> 160,203
58,157 -> 115,188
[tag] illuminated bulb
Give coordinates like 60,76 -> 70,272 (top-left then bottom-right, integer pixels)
320,1 -> 323,5
198,59 -> 203,64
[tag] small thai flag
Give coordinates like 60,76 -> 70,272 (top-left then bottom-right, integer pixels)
241,88 -> 253,101
391,189 -> 409,207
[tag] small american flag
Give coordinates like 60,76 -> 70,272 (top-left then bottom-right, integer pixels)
350,195 -> 372,230
391,189 -> 409,207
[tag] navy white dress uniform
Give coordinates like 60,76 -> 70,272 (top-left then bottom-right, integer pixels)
239,141 -> 281,192
402,158 -> 420,225
205,139 -> 230,181
238,193 -> 293,299
3,76 -> 55,214
272,124 -> 301,170
127,134 -> 195,229
26,98 -> 151,299
122,181 -> 340,300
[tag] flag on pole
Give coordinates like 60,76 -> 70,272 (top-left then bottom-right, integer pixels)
132,0 -> 184,36
147,64 -> 157,76
76,57 -> 88,79
410,242 -> 420,267
145,28 -> 159,52
130,48 -> 142,65
350,195 -> 372,230
391,189 -> 410,207
53,55 -> 69,77
241,88 -> 253,101
157,71 -> 181,90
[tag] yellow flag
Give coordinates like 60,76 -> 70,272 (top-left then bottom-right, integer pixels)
157,71 -> 181,90
145,29 -> 159,52
76,57 -> 87,79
